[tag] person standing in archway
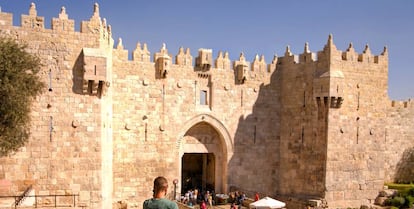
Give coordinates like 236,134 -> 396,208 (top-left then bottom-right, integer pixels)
255,192 -> 260,201
143,176 -> 178,209
207,191 -> 213,208
201,200 -> 207,209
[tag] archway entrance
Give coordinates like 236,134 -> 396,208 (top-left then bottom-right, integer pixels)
181,153 -> 215,193
179,121 -> 223,195
178,115 -> 234,197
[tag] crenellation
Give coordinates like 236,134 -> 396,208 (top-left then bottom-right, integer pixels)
374,46 -> 388,64
251,54 -> 259,71
390,99 -> 412,108
91,3 -> 100,21
223,51 -> 231,70
175,47 -> 193,66
342,42 -> 357,61
358,44 -> 373,62
21,3 -> 44,30
214,51 -> 231,70
233,52 -> 250,84
154,43 -> 172,78
80,3 -> 102,34
51,7 -> 75,32
250,54 -> 268,81
340,42 -> 388,65
318,34 -> 342,64
114,38 -> 129,61
195,48 -> 213,71
279,45 -> 297,64
28,2 -> 37,16
0,9 -> 13,26
215,51 -> 224,69
116,38 -> 123,50
132,42 -> 151,62
267,54 -> 278,73
299,42 -> 316,63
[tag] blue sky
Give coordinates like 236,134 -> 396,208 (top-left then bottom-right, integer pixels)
1,0 -> 413,100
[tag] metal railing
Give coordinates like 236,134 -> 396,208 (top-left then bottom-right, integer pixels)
15,185 -> 33,206
0,194 -> 80,209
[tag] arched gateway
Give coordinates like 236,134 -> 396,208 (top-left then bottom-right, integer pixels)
176,114 -> 233,196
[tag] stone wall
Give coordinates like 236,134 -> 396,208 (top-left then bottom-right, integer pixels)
385,100 -> 414,183
0,3 -> 113,209
109,45 -> 280,205
0,3 -> 413,209
324,41 -> 390,208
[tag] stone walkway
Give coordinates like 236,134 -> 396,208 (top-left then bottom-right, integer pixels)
189,204 -> 247,209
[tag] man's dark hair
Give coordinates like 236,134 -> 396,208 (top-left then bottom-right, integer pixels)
153,176 -> 168,194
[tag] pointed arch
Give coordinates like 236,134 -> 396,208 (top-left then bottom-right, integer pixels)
177,114 -> 233,158
176,114 -> 233,194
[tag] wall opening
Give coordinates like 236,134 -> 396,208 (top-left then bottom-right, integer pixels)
200,90 -> 208,105
181,153 -> 215,194
178,115 -> 234,196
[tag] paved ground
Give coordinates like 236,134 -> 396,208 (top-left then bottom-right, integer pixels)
185,203 -> 247,209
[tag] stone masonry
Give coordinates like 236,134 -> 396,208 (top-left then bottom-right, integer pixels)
0,3 -> 413,209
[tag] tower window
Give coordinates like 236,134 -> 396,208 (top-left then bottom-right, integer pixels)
200,90 -> 208,105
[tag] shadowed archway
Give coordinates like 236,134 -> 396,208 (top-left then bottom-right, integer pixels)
176,114 -> 233,196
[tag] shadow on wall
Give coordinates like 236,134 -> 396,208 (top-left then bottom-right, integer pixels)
227,69 -> 282,197
394,147 -> 414,183
72,51 -> 85,95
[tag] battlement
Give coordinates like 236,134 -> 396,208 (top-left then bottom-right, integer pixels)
111,36 -> 388,86
0,3 -> 388,71
113,35 -> 388,73
0,3 -> 112,46
391,99 -> 412,108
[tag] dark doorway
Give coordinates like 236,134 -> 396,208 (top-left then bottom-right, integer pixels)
181,153 -> 215,194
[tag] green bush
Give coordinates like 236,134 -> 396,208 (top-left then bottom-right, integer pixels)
405,195 -> 414,208
386,183 -> 414,191
389,196 -> 405,208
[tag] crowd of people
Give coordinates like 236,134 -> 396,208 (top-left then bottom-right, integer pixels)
143,176 -> 261,209
180,189 -> 215,208
180,189 -> 260,209
229,191 -> 247,209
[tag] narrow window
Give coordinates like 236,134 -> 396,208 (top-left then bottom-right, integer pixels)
241,89 -> 244,107
253,125 -> 257,144
97,81 -> 103,97
356,126 -> 359,144
200,90 -> 207,105
303,91 -> 306,107
48,69 -> 53,91
301,126 -> 305,143
49,116 -> 54,142
357,91 -> 360,110
88,80 -> 94,94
